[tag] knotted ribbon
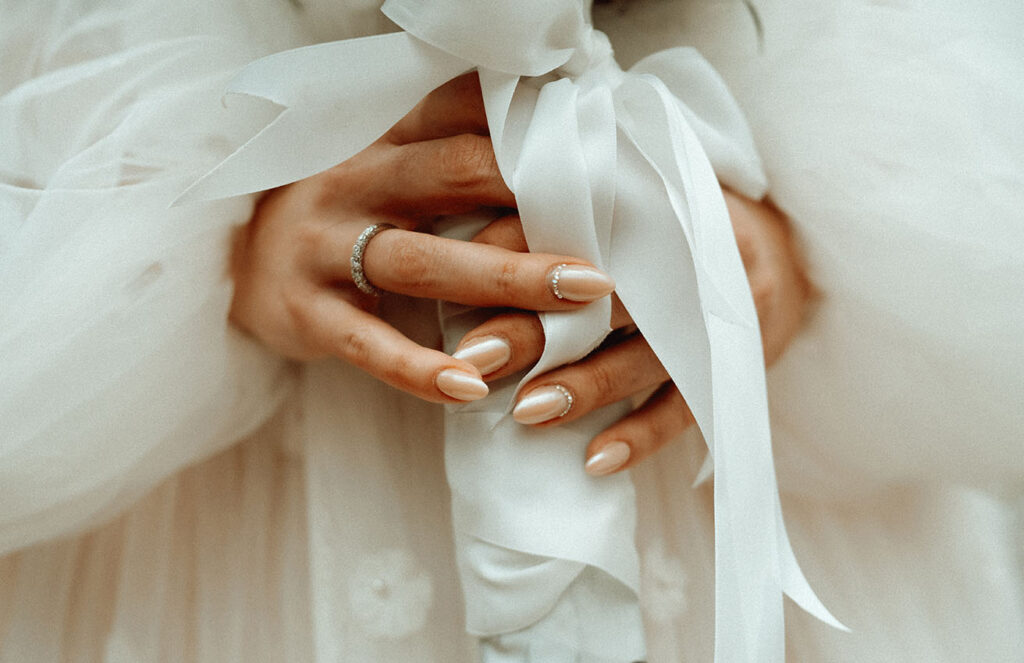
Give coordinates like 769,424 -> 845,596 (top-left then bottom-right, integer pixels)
180,1 -> 844,659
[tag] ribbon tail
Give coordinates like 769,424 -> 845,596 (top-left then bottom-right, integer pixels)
776,495 -> 850,631
478,68 -> 523,190
575,84 -> 618,264
618,88 -> 783,659
617,77 -> 748,327
645,76 -> 849,633
176,32 -> 471,204
513,78 -> 613,388
615,72 -> 842,661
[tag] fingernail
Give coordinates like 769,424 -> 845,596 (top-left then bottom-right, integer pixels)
452,336 -> 512,375
585,441 -> 631,476
512,384 -> 573,424
550,264 -> 615,302
436,369 -> 489,401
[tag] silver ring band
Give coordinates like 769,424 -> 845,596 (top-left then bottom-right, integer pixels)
350,223 -> 396,296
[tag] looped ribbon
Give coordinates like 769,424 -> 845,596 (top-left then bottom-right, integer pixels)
179,0 -> 846,659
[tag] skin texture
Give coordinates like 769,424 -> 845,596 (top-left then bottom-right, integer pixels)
230,72 -> 811,473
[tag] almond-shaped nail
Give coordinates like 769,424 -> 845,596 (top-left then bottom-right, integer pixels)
452,336 -> 512,375
585,441 -> 631,476
436,369 -> 489,401
512,384 -> 573,424
550,264 -> 615,302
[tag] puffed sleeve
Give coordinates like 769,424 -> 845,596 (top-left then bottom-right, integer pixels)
0,0 -> 309,554
747,3 -> 1024,500
596,1 -> 1024,500
688,1 -> 1024,500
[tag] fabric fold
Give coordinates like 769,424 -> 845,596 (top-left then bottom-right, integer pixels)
176,33 -> 471,203
182,0 -> 842,659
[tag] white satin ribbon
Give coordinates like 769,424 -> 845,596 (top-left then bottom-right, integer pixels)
179,0 -> 845,659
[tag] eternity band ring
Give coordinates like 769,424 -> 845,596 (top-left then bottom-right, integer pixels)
350,223 -> 397,296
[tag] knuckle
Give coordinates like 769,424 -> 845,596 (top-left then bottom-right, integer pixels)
587,361 -> 618,402
441,135 -> 497,190
492,257 -> 520,300
335,323 -> 374,367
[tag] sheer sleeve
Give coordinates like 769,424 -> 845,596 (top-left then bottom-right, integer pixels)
0,0 -> 308,554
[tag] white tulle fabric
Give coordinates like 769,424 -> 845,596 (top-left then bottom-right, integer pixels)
1,0 -> 1023,661
0,0 -> 300,556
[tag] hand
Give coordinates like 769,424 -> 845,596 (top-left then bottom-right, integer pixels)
451,190 -> 811,474
229,73 -> 616,403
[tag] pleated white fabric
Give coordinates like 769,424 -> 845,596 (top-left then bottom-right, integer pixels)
1,0 -> 1023,661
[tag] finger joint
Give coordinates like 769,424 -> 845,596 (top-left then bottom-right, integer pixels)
441,135 -> 499,193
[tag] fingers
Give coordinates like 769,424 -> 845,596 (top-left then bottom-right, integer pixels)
510,335 -> 668,426
310,222 -> 615,310
471,214 -> 529,252
723,189 -> 811,365
302,294 -> 488,403
453,304 -> 692,478
469,214 -> 634,323
372,134 -> 516,215
385,72 -> 489,144
452,298 -> 633,379
318,133 -> 513,218
450,213 -> 632,378
357,228 -> 615,309
584,383 -> 694,476
452,312 -> 541,378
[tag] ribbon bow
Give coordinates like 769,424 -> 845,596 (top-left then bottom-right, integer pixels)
180,1 -> 844,659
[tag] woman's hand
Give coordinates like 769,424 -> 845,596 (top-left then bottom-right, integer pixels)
229,74 -> 615,403
452,190 -> 811,474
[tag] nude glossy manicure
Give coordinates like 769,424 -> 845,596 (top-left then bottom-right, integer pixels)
550,265 -> 615,302
436,369 -> 489,401
512,385 -> 573,424
452,336 -> 512,375
585,441 -> 631,476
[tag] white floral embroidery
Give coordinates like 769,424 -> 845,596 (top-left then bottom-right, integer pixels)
640,540 -> 688,623
348,548 -> 433,639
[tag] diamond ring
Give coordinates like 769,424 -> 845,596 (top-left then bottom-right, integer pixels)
350,223 -> 397,296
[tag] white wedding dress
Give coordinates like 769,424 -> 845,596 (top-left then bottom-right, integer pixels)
1,0 -> 1023,661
